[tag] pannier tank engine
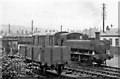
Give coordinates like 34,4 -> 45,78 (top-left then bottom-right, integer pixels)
60,32 -> 114,66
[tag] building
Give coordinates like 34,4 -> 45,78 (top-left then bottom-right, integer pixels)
100,28 -> 119,47
100,28 -> 120,67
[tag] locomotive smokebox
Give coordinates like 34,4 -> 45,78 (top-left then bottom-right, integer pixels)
95,32 -> 100,40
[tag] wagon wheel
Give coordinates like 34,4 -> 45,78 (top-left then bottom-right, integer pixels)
56,63 -> 63,75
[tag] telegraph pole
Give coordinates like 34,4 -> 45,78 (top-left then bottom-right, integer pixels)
61,25 -> 63,32
102,3 -> 106,33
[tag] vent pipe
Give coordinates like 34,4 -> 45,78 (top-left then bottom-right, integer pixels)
95,32 -> 100,40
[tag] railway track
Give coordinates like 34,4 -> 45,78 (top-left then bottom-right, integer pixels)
87,66 -> 120,75
24,62 -> 120,79
101,65 -> 120,73
64,64 -> 120,79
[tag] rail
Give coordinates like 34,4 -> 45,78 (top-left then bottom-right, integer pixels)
64,65 -> 120,79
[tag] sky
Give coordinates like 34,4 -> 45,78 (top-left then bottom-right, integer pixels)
0,0 -> 119,31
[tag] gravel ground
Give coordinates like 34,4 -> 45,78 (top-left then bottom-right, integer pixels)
0,57 -> 1,78
106,53 -> 119,67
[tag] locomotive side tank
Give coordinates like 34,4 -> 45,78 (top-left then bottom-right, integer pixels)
63,39 -> 112,54
63,40 -> 94,50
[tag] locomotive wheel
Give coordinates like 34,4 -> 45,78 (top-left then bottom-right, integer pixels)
96,60 -> 103,66
40,63 -> 48,75
56,63 -> 63,75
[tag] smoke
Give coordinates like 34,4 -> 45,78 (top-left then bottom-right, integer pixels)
1,1 -> 103,31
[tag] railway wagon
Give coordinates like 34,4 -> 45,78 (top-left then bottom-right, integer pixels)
2,36 -> 18,55
19,45 -> 70,66
17,35 -> 33,45
33,34 -> 54,46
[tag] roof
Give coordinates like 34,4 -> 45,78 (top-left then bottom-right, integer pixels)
61,32 -> 83,36
53,31 -> 68,36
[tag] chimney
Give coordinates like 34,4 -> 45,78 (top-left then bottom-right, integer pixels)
95,32 -> 100,40
8,24 -> 11,34
31,20 -> 33,34
106,26 -> 110,31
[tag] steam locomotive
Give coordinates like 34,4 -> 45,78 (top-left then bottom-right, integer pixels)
54,32 -> 114,66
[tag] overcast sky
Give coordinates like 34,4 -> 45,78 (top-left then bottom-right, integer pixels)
0,0 -> 119,31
